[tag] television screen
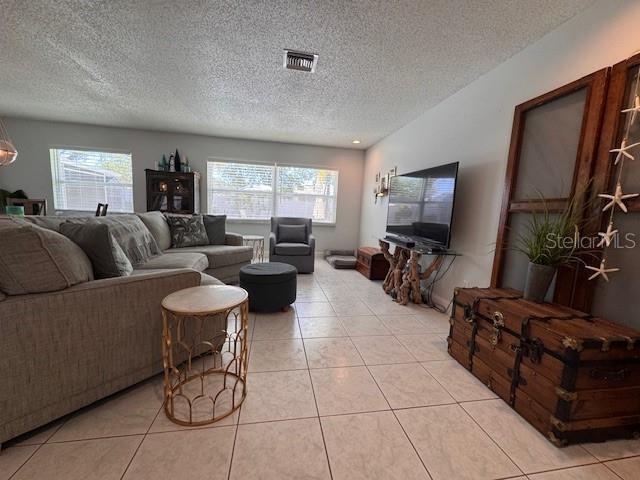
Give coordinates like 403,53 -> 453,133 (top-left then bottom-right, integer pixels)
386,161 -> 459,248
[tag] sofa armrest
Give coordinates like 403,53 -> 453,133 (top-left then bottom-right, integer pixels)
0,268 -> 202,444
225,232 -> 244,246
269,232 -> 277,255
309,234 -> 316,255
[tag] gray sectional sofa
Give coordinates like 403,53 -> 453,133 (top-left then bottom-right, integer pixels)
0,213 -> 252,445
23,211 -> 253,284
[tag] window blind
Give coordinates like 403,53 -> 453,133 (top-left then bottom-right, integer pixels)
276,165 -> 338,223
207,160 -> 338,223
50,148 -> 133,212
207,161 -> 275,220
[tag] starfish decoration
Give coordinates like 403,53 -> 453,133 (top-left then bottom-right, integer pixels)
597,222 -> 618,247
586,259 -> 620,282
599,182 -> 639,213
622,95 -> 640,124
610,138 -> 640,165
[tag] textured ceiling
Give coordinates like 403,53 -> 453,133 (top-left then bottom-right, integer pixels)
1,0 -> 595,148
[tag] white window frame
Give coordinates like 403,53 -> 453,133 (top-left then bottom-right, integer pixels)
206,157 -> 339,225
49,146 -> 134,213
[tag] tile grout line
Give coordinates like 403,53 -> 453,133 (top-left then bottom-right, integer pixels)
118,396 -> 165,480
295,301 -> 335,480
363,361 -> 436,480
225,419 -> 240,480
458,398 -> 600,477
603,461 -> 628,480
420,327 -> 528,477
522,459 -> 625,477
226,307 -> 254,480
7,421 -> 65,480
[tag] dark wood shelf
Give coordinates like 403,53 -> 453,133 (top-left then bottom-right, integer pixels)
145,169 -> 200,214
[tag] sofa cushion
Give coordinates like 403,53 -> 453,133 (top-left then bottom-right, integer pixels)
203,215 -> 227,245
130,268 -> 224,286
20,216 -> 67,231
60,222 -> 133,279
166,245 -> 252,268
137,211 -> 171,251
92,216 -> 161,266
199,272 -> 225,286
137,252 -> 209,272
0,219 -> 94,295
274,242 -> 311,256
24,215 -> 161,266
165,214 -> 209,248
278,224 -> 307,243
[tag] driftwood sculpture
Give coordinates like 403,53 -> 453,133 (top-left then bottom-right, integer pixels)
380,240 -> 445,305
380,240 -> 398,293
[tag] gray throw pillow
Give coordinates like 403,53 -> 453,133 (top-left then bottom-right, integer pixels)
166,214 -> 209,247
60,222 -> 133,279
203,215 -> 226,245
0,218 -> 94,295
278,224 -> 307,243
90,215 -> 161,266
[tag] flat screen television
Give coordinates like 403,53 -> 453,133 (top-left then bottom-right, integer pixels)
385,161 -> 459,249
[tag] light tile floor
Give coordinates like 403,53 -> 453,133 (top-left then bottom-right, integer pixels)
3,260 -> 640,479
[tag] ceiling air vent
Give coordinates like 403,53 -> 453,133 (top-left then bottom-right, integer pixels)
283,50 -> 318,73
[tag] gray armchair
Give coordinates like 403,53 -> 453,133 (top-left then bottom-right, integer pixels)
269,217 -> 315,273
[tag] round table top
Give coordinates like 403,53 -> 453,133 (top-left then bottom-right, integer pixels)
242,234 -> 264,241
162,285 -> 248,314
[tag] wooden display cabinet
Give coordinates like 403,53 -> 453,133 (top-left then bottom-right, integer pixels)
145,169 -> 200,214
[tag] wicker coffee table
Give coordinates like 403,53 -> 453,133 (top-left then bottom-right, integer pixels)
161,285 -> 248,426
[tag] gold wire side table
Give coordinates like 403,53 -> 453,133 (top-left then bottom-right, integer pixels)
161,285 -> 248,426
243,234 -> 265,263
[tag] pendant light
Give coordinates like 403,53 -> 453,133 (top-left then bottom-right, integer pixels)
0,118 -> 18,166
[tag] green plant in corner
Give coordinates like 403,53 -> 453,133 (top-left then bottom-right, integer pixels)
513,195 -> 582,268
509,185 -> 595,302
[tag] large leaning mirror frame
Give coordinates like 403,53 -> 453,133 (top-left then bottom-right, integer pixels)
492,51 -> 640,323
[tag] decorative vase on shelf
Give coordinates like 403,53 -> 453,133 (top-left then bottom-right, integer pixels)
169,154 -> 175,172
523,262 -> 556,303
174,149 -> 182,172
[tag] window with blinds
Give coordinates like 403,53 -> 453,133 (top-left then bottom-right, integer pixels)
207,161 -> 275,220
50,148 -> 133,212
207,160 -> 338,223
276,165 -> 338,223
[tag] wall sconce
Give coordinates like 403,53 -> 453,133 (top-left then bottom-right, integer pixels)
373,167 -> 397,204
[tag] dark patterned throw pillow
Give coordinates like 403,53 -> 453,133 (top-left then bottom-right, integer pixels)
165,214 -> 209,248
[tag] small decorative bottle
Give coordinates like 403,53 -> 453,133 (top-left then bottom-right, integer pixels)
174,149 -> 182,172
183,156 -> 190,172
169,154 -> 175,172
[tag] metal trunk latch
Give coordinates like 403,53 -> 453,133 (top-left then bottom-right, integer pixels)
529,338 -> 544,364
490,311 -> 505,348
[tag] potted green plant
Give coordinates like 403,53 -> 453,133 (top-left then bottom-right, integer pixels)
513,193 -> 585,303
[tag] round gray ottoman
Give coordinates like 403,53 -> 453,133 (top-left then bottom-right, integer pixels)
239,262 -> 297,312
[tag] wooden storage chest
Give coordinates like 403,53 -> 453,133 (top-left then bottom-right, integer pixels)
356,247 -> 390,280
449,287 -> 640,446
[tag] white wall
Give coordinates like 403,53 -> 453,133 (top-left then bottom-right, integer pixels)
359,0 -> 640,306
0,118 -> 365,251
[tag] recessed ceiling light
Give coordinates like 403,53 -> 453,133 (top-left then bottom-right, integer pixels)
352,140 -> 361,144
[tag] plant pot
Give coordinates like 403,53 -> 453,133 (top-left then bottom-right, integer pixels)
523,262 -> 556,303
